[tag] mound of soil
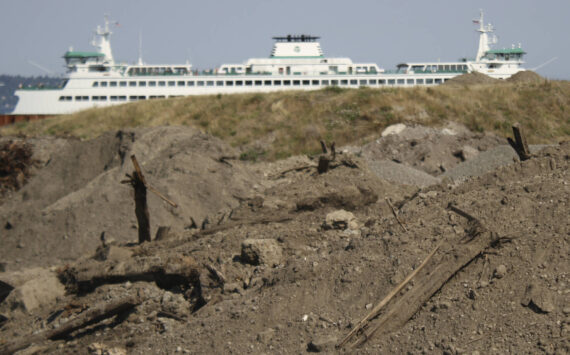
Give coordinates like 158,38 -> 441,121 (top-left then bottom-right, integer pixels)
444,72 -> 500,85
507,70 -> 545,83
0,125 -> 568,354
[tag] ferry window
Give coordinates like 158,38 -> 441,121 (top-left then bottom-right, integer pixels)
138,96 -> 146,100
426,78 -> 433,84
82,96 -> 89,101
254,80 -> 262,86
110,96 -> 118,101
379,80 -> 386,85
178,81 -> 185,86
416,79 -> 424,84
369,79 -> 377,85
283,80 -> 291,86
359,80 -> 366,85
273,80 -> 281,86
236,81 -> 243,86
100,96 -> 107,101
120,81 -> 127,87
435,78 -> 442,84
321,80 -> 329,86
302,80 -> 310,85
341,80 -> 348,85
129,96 -> 138,101
331,80 -> 338,86
139,81 -> 147,87
110,81 -> 117,87
388,79 -> 396,85
226,81 -> 234,86
264,80 -> 272,86
311,80 -> 319,85
75,96 -> 82,101
350,80 -> 357,85
168,81 -> 175,87
158,81 -> 166,87
149,81 -> 156,87
129,81 -> 136,87
293,80 -> 301,86
407,79 -> 414,84
216,81 -> 224,86
92,82 -> 99,87
101,82 -> 108,87
119,96 -> 127,101
397,79 -> 405,84
188,81 -> 195,86
197,81 -> 205,86
245,80 -> 253,86
207,81 -> 214,86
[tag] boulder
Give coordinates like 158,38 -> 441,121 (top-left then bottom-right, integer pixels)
241,239 -> 283,267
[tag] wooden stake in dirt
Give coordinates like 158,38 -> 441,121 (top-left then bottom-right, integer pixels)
121,155 -> 177,244
317,140 -> 336,174
507,123 -> 532,161
386,197 -> 407,232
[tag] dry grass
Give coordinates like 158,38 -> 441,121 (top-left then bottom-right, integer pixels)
3,80 -> 569,161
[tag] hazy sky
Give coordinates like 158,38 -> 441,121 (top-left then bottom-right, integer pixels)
1,0 -> 568,79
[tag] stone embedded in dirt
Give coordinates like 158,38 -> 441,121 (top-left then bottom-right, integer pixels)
0,268 -> 65,314
456,145 -> 479,161
521,283 -> 556,314
241,239 -> 283,267
324,210 -> 359,230
88,342 -> 127,355
256,328 -> 275,344
381,123 -> 407,137
307,335 -> 337,352
493,265 -> 507,279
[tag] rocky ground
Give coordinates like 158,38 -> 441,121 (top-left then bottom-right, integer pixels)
0,123 -> 568,354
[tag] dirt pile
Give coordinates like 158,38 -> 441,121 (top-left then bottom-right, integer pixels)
0,126 -> 258,269
507,70 -> 545,83
0,125 -> 568,354
444,72 -> 500,85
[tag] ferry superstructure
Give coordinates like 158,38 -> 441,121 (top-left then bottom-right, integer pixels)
10,11 -> 525,116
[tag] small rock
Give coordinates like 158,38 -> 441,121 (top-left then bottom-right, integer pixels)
256,328 -> 275,344
241,239 -> 283,267
365,303 -> 373,310
493,265 -> 507,279
324,210 -> 359,230
307,335 -> 337,352
562,307 -> 570,315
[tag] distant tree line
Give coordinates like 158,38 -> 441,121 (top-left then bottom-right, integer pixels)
0,75 -> 62,114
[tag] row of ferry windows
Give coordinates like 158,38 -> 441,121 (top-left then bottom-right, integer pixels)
91,78 -> 446,89
59,95 -> 170,102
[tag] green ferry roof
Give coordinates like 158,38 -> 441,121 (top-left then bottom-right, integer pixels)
486,48 -> 526,55
64,51 -> 105,58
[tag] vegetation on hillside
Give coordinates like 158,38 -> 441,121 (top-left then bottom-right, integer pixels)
2,80 -> 569,161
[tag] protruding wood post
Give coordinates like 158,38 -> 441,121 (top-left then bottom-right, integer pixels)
507,123 -> 532,161
124,155 -> 151,244
317,140 -> 336,174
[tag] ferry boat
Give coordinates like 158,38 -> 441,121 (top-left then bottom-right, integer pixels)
10,11 -> 525,116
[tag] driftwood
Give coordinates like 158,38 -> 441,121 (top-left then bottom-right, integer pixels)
194,214 -> 293,237
338,205 -> 497,349
507,123 -> 532,161
338,241 -> 441,348
386,197 -> 407,232
0,295 -> 141,355
58,254 -> 200,294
